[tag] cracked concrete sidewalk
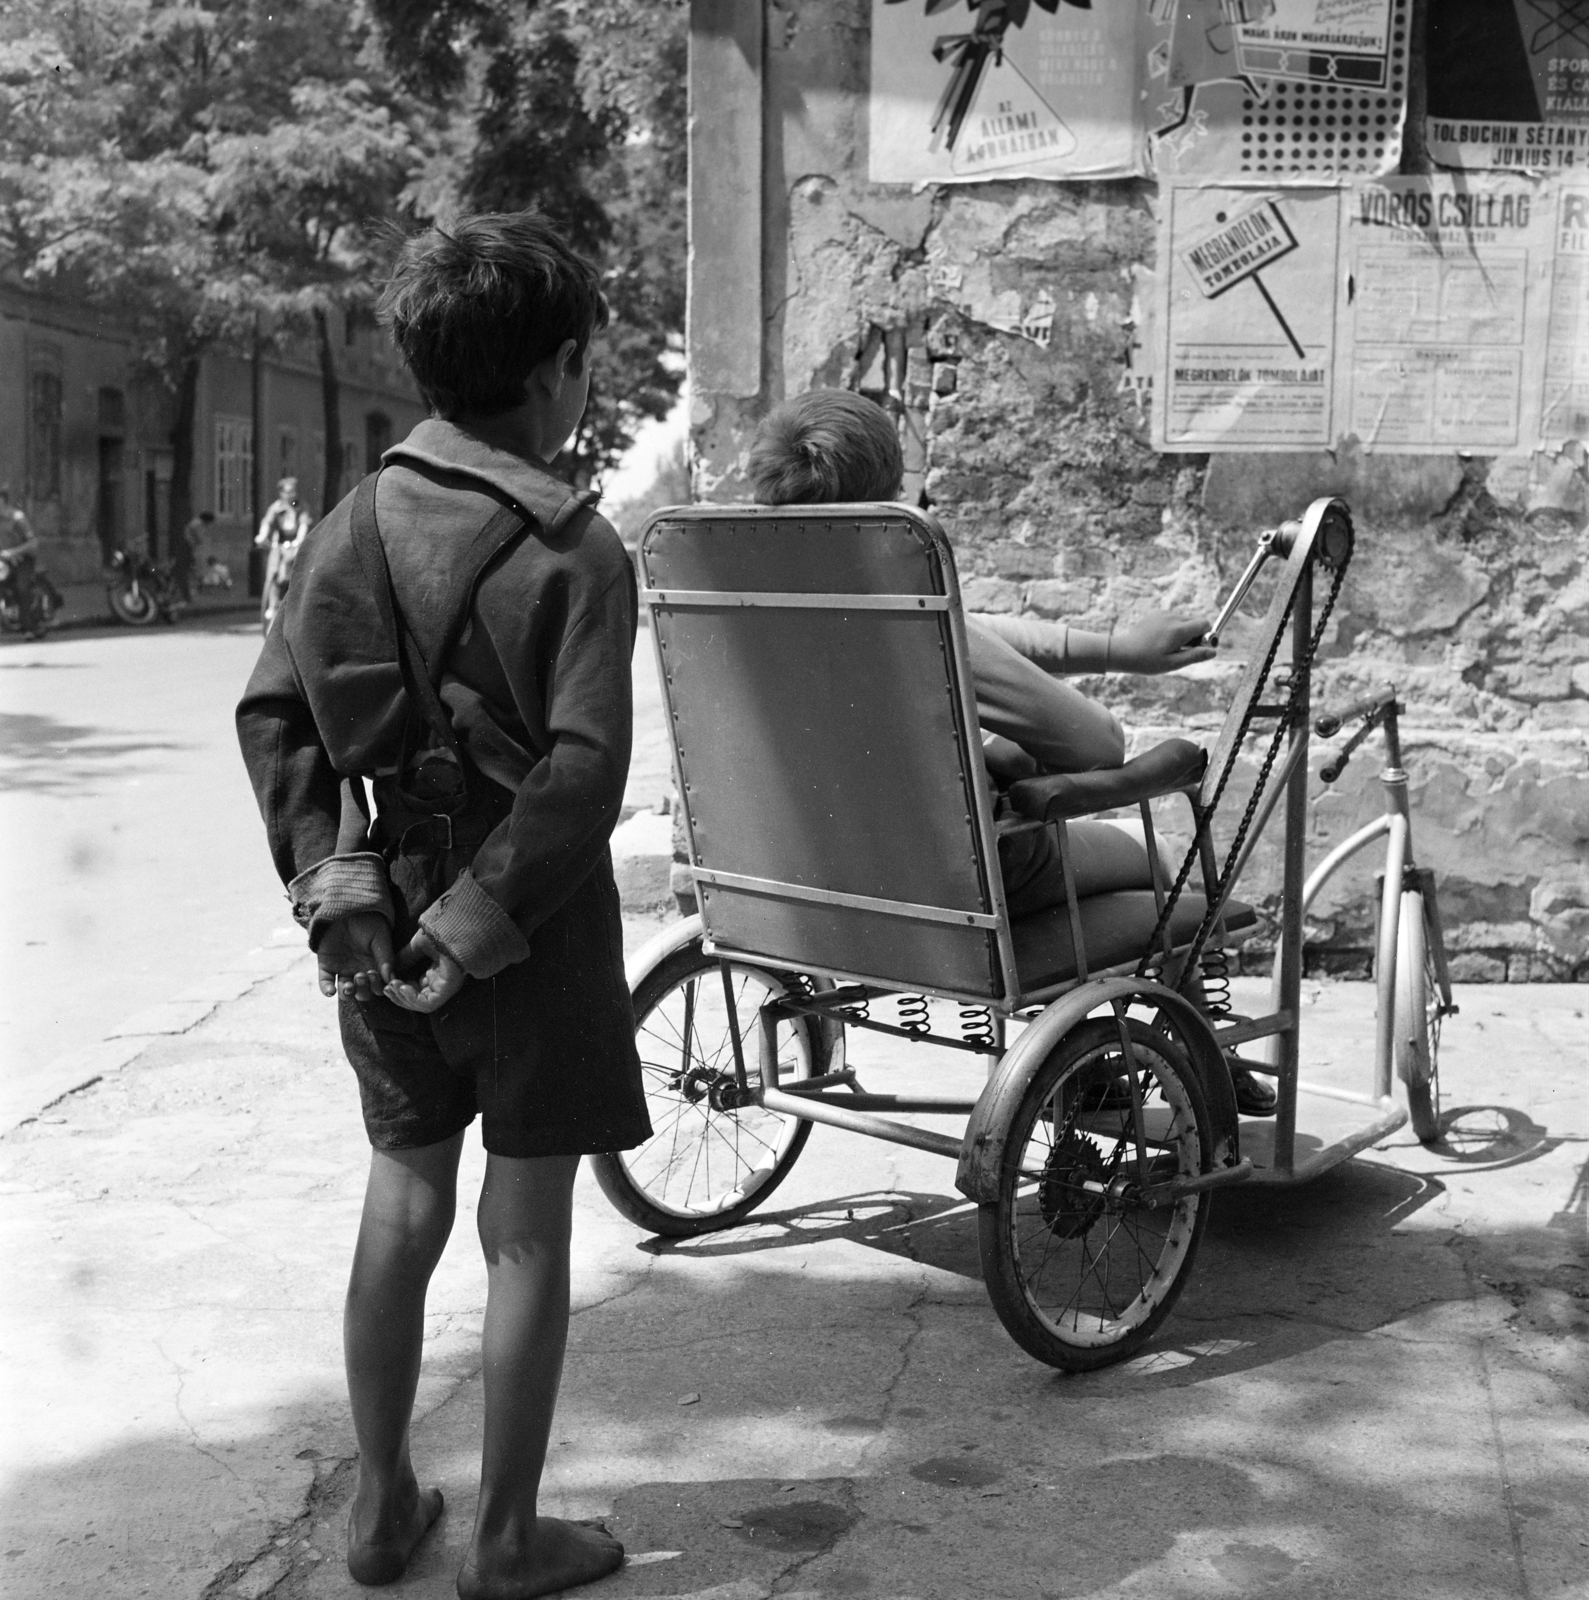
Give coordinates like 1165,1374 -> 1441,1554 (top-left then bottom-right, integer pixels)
1,920 -> 1585,1600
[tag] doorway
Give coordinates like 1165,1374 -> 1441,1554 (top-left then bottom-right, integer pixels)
97,436 -> 125,564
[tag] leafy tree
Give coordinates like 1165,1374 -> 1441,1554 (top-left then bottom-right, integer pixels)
0,1 -> 429,533
1,0 -> 688,542
367,0 -> 688,486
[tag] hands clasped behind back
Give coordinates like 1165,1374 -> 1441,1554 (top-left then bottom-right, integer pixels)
318,916 -> 466,1013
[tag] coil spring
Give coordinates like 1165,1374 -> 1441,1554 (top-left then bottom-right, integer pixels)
1198,947 -> 1232,1016
897,993 -> 931,1035
840,992 -> 870,1022
959,1004 -> 997,1050
784,971 -> 815,1001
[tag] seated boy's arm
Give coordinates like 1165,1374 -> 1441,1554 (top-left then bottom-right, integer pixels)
415,549 -> 638,982
236,624 -> 395,953
967,618 -> 1125,772
970,609 -> 1215,675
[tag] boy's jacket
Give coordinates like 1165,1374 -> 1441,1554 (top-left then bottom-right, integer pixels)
236,418 -> 637,979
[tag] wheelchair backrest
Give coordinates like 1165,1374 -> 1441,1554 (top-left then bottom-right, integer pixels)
639,504 -> 1018,1001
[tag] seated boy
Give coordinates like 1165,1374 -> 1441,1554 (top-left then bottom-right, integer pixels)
238,213 -> 652,1595
746,388 -> 1275,1116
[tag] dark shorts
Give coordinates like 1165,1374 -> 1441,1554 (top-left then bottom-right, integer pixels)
339,859 -> 653,1158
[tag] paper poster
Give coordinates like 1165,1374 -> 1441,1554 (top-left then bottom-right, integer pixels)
1542,183 -> 1589,440
1154,175 -> 1578,452
869,0 -> 1145,183
1426,0 -> 1589,172
1150,0 -> 1407,181
1155,184 -> 1342,447
1339,177 -> 1551,451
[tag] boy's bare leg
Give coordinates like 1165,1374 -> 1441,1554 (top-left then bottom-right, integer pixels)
457,1152 -> 623,1600
344,1131 -> 463,1584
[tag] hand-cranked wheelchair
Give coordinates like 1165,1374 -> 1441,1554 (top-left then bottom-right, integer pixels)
592,497 -> 1458,1371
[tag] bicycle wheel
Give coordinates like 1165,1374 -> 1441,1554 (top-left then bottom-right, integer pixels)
1395,889 -> 1443,1143
978,1017 -> 1213,1371
591,942 -> 818,1237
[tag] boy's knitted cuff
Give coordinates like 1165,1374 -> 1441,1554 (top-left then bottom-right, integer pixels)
288,853 -> 395,949
419,870 -> 530,980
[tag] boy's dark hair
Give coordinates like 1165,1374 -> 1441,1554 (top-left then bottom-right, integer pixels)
747,390 -> 903,504
378,212 -> 609,419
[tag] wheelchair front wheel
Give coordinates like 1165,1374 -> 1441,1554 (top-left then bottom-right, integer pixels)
1395,889 -> 1443,1144
591,943 -> 818,1238
978,1017 -> 1213,1371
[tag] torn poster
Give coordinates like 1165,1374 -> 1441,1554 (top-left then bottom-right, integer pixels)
869,0 -> 1145,183
1150,0 -> 1407,181
1154,175 -> 1575,452
1154,184 -> 1342,447
1426,0 -> 1589,172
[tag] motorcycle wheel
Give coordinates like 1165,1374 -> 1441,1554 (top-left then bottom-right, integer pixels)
22,590 -> 54,638
108,584 -> 159,626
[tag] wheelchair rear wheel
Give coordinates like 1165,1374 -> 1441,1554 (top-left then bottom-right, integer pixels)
978,1017 -> 1213,1371
592,942 -> 818,1238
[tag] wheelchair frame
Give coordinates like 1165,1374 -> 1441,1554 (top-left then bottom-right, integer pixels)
603,494 -> 1456,1367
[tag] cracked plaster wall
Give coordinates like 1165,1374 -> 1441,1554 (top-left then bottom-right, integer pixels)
688,0 -> 1588,979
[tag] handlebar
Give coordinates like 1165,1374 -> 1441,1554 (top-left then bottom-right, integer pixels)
1314,685 -> 1397,739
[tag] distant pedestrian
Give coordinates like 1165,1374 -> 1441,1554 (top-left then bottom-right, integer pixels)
255,477 -> 308,632
237,213 -> 645,1596
0,483 -> 41,613
177,509 -> 214,602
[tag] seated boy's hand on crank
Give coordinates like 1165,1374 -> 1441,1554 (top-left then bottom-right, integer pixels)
316,912 -> 395,1002
1110,612 -> 1218,675
384,929 -> 466,1013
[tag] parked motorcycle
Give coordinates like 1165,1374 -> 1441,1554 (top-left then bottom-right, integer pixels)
107,549 -> 185,626
0,554 -> 61,638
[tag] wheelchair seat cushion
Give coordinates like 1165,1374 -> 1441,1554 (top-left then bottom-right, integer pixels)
1012,890 -> 1257,991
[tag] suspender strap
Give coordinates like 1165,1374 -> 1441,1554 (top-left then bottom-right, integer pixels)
348,471 -> 530,760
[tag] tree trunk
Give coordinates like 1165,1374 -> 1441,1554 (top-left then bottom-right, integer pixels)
167,353 -> 201,561
315,307 -> 343,518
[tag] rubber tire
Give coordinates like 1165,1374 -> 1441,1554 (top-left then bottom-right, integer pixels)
590,941 -> 819,1238
1395,889 -> 1442,1144
978,1017 -> 1214,1372
22,589 -> 53,638
108,585 -> 159,626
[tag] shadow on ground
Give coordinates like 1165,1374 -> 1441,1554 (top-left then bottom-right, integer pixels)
0,710 -> 190,794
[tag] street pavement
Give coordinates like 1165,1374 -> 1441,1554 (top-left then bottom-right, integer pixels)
0,617 -> 675,1124
1,925 -> 1584,1600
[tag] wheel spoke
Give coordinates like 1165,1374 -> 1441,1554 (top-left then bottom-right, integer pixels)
989,1026 -> 1210,1364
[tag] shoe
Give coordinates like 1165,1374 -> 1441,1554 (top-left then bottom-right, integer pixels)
1229,1064 -> 1277,1117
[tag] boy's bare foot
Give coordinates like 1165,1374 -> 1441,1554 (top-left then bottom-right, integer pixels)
347,1484 -> 445,1586
456,1517 -> 624,1599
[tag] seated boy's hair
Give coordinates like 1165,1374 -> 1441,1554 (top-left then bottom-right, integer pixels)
378,212 -> 609,418
748,390 -> 903,504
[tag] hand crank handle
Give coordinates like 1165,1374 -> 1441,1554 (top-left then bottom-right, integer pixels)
1204,523 -> 1286,646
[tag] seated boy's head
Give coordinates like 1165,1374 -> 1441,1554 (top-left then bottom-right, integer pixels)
378,212 -> 609,420
747,390 -> 903,505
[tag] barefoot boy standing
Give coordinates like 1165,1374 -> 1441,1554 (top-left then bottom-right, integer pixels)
238,213 -> 651,1595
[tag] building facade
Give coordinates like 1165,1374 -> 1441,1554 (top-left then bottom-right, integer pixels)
0,285 -> 426,590
684,1 -> 1589,980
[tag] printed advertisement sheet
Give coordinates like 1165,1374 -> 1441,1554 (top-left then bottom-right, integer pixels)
1151,0 -> 1406,181
868,0 -> 1144,183
1156,176 -> 1572,452
1154,185 -> 1342,448
1426,0 -> 1589,172
1339,177 -> 1553,452
1542,182 -> 1589,440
